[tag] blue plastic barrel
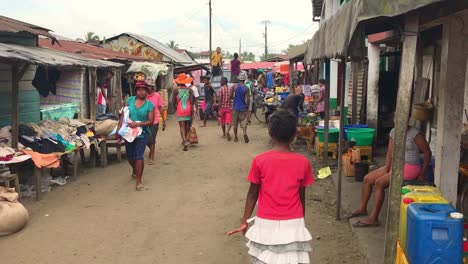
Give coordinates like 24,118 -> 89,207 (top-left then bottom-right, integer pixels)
344,124 -> 368,140
406,203 -> 463,264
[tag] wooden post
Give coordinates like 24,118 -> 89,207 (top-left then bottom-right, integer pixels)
434,14 -> 468,204
34,167 -> 43,201
323,59 -> 331,165
11,63 -> 28,149
384,13 -> 419,264
11,65 -> 19,149
100,140 -> 108,168
336,58 -> 347,220
88,68 -> 97,120
367,43 -> 380,132
351,61 -> 359,124
289,61 -> 294,93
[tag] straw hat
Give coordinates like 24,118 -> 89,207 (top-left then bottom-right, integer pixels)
174,73 -> 193,85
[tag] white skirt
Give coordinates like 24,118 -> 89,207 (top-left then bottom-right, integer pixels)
245,217 -> 312,264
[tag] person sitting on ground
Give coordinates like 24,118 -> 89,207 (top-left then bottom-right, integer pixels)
227,109 -> 314,263
348,118 -> 432,227
231,71 -> 250,143
201,76 -> 218,127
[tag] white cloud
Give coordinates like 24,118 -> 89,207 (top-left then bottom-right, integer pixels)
2,0 -> 318,57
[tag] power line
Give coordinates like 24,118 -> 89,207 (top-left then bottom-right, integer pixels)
157,2 -> 209,39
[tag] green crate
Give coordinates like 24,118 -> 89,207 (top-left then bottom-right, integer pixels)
40,103 -> 78,121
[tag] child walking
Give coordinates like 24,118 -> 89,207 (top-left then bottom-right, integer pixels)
227,110 -> 315,264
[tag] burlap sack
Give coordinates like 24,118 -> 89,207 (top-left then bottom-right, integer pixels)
95,120 -> 119,137
0,187 -> 29,237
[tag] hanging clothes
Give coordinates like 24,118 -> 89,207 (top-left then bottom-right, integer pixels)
32,66 -> 60,97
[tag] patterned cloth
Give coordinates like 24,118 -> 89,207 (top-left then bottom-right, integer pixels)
218,85 -> 232,110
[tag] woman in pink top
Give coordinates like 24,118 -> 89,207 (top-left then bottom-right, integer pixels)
145,79 -> 166,165
228,110 -> 315,264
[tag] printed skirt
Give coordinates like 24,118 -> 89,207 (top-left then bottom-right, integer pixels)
245,217 -> 312,264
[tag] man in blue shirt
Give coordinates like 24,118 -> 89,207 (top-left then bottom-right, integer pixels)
231,71 -> 250,143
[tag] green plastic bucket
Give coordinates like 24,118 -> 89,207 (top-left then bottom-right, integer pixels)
316,128 -> 340,143
346,128 -> 375,146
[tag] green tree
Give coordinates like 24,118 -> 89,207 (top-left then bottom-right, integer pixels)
282,44 -> 298,54
260,53 -> 282,61
166,40 -> 179,50
241,51 -> 256,61
77,32 -> 100,43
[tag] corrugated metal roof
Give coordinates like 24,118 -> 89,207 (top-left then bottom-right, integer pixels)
305,0 -> 444,62
0,43 -> 123,68
106,33 -> 195,64
287,42 -> 308,61
312,0 -> 324,19
0,15 -> 55,40
38,38 -> 150,62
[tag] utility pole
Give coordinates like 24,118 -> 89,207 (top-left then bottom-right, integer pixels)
209,0 -> 212,67
261,20 -> 270,59
239,38 -> 242,58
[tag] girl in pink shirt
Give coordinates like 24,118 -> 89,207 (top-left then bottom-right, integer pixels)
228,110 -> 314,264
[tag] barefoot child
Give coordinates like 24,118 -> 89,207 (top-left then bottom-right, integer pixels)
227,110 -> 315,264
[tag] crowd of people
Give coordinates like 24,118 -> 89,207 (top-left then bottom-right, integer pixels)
110,48 -> 433,263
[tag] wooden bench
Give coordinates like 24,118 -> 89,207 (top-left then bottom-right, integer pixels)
102,137 -> 125,163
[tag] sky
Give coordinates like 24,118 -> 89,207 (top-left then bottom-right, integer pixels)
1,0 -> 318,58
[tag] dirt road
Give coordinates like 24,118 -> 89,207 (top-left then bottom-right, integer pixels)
0,118 -> 365,264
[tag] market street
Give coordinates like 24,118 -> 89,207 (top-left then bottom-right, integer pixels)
0,118 -> 364,264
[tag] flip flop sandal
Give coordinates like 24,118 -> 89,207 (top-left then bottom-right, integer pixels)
227,133 -> 232,141
234,138 -> 239,142
131,174 -> 136,179
352,220 -> 380,228
183,142 -> 189,151
148,160 -> 155,165
136,184 -> 144,191
345,212 -> 368,219
244,135 -> 250,143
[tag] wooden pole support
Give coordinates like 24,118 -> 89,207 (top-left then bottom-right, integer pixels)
323,59 -> 330,165
336,58 -> 347,220
383,13 -> 420,264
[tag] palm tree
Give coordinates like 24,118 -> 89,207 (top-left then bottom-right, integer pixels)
77,32 -> 100,43
166,40 -> 179,50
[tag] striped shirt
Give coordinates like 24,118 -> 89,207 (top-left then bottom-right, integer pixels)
218,85 -> 232,110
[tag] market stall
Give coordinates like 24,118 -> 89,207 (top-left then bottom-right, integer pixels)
0,41 -> 126,200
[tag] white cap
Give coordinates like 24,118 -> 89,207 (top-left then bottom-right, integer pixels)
450,212 -> 463,219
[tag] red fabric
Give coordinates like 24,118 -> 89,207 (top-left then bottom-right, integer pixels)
218,85 -> 232,110
219,108 -> 232,124
247,150 -> 314,220
146,92 -> 164,124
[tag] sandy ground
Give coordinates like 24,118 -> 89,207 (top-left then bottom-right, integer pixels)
0,117 -> 365,264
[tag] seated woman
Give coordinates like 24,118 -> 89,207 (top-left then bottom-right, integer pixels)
349,124 -> 432,227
